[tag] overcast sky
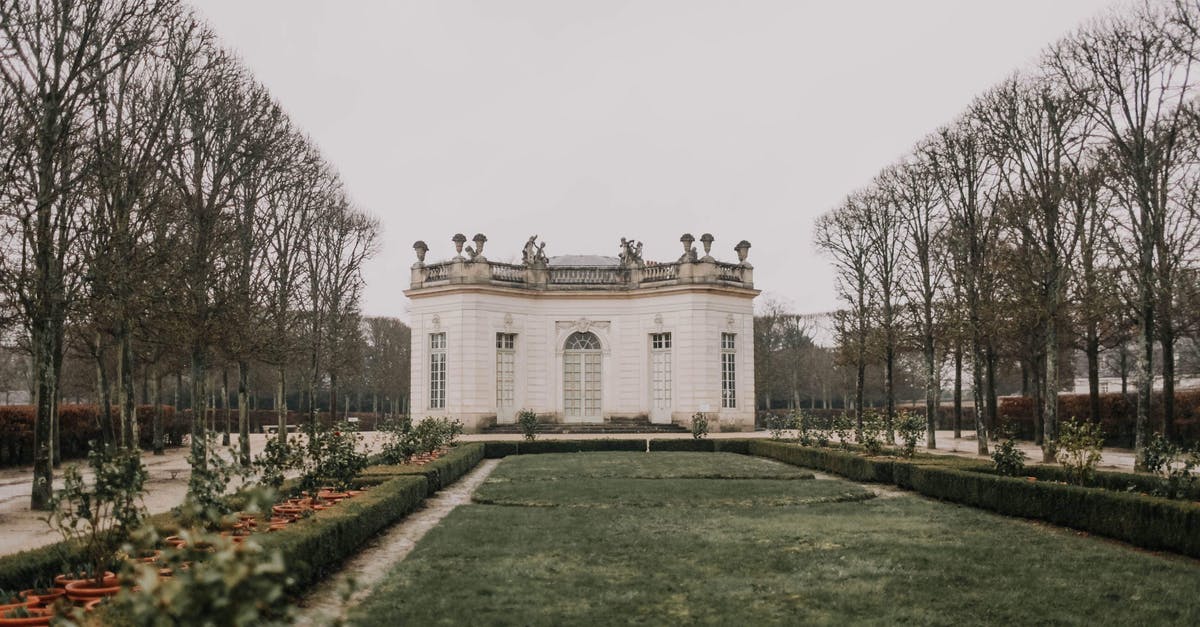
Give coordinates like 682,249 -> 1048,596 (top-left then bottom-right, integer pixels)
193,0 -> 1114,320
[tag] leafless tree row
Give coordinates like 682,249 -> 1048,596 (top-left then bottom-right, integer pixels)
816,0 -> 1200,465
0,0 -> 378,509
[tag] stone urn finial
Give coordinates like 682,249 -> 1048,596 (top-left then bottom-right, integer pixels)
680,233 -> 697,263
413,240 -> 428,264
467,233 -> 487,260
700,233 -> 714,260
735,240 -> 752,264
452,233 -> 467,259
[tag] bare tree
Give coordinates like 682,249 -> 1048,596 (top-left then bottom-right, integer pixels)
1046,3 -> 1197,458
888,154 -> 947,448
975,74 -> 1091,460
926,118 -> 1001,455
816,196 -> 873,433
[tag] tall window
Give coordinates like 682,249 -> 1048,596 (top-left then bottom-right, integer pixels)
430,332 -> 446,409
496,333 -> 516,409
650,333 -> 672,409
721,332 -> 736,408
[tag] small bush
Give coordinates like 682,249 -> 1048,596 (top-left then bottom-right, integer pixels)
764,412 -> 794,442
297,421 -> 370,496
1056,419 -> 1104,485
46,443 -> 148,587
518,409 -> 539,441
858,410 -> 884,456
378,415 -> 417,464
1140,433 -> 1177,475
831,413 -> 853,450
896,410 -> 924,458
991,439 -> 1027,477
691,412 -> 709,440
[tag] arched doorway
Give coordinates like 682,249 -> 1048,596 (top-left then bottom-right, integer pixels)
563,331 -> 601,422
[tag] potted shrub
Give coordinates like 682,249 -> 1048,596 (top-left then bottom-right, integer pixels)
0,605 -> 51,626
297,421 -> 369,502
0,591 -> 32,614
46,444 -> 147,600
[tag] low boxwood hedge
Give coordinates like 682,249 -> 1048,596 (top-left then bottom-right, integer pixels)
362,443 -> 485,495
748,441 -> 895,483
0,444 -> 487,593
256,475 -> 429,593
482,439 -> 647,457
750,440 -> 1200,559
648,439 -> 753,454
953,461 -> 1200,502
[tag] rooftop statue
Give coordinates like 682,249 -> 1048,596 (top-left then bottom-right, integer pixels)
522,235 -> 548,266
618,237 -> 644,267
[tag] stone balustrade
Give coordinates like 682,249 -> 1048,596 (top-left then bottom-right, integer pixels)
411,257 -> 752,291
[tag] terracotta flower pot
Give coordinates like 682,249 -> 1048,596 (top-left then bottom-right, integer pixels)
0,607 -> 52,626
53,572 -> 114,589
163,535 -> 187,549
134,550 -> 162,564
0,601 -> 33,616
18,589 -> 64,607
64,579 -> 121,603
83,599 -> 103,612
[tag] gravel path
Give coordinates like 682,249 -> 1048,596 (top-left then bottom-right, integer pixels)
294,459 -> 502,626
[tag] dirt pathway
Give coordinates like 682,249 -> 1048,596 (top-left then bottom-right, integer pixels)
294,458 -> 502,626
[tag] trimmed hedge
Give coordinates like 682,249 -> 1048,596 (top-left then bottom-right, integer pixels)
0,405 -> 186,467
750,440 -> 1200,559
1000,392 -> 1200,446
256,475 -> 429,593
482,439 -> 646,457
954,461 -> 1200,502
361,443 -> 485,495
648,439 -> 753,454
0,509 -> 180,591
0,444 -> 488,593
748,441 -> 895,483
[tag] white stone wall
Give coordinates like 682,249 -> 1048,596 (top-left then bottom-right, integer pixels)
408,285 -> 757,432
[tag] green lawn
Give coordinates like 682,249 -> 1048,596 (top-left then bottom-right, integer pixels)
350,452 -> 1200,626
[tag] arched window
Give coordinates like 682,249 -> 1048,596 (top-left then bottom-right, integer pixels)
564,331 -> 600,351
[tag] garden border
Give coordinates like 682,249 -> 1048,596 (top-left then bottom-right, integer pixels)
749,440 -> 1200,559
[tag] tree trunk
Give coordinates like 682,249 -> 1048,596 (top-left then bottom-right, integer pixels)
151,368 -> 164,455
1160,320 -> 1176,440
1032,358 -> 1044,446
50,319 -> 63,468
189,344 -> 207,474
972,352 -> 988,455
276,367 -> 288,449
1042,321 -> 1058,463
221,367 -> 231,447
118,328 -> 136,449
29,321 -> 55,510
854,359 -> 865,437
1086,326 -> 1101,427
884,343 -> 895,443
923,328 -> 937,449
238,362 -> 250,465
985,346 -> 998,436
95,332 -> 115,448
953,344 -> 963,439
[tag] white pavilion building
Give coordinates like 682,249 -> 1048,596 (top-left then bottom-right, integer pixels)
405,233 -> 758,432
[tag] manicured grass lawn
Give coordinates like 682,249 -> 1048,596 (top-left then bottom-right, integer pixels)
350,452 -> 1200,626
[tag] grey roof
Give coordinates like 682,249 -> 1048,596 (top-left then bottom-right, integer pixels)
548,255 -> 621,267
